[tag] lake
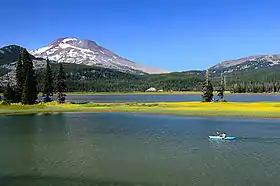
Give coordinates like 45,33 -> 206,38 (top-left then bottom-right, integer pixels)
61,94 -> 280,103
0,113 -> 280,186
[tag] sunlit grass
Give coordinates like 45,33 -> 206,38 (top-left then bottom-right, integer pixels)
1,101 -> 280,118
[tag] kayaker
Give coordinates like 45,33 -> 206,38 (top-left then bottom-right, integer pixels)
220,132 -> 226,138
216,131 -> 226,138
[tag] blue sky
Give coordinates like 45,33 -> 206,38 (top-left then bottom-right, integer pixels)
1,0 -> 280,71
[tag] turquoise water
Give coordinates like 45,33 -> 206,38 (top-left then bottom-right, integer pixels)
0,113 -> 280,185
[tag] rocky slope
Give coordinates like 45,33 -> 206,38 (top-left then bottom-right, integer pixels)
30,37 -> 167,74
211,54 -> 280,73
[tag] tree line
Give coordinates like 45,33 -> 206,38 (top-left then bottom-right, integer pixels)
32,65 -> 205,92
202,70 -> 225,102
2,49 -> 66,104
232,81 -> 280,93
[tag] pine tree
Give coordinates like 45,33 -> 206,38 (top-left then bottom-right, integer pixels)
201,69 -> 213,102
3,84 -> 15,103
15,54 -> 24,102
273,82 -> 277,93
22,49 -> 28,82
43,59 -> 54,102
21,49 -> 37,105
233,84 -> 241,93
22,76 -> 30,105
258,83 -> 265,93
217,73 -> 225,101
252,82 -> 257,93
56,63 -> 66,103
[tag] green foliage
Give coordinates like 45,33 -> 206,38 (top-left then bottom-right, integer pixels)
56,64 -> 66,103
43,59 -> 54,102
202,70 -> 213,102
15,54 -> 24,102
34,64 -> 205,92
21,49 -> 37,105
12,62 -> 280,94
202,82 -> 213,102
3,84 -> 15,103
233,84 -> 242,93
232,81 -> 279,93
217,74 -> 225,101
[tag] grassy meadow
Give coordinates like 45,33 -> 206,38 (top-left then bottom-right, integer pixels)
1,101 -> 280,118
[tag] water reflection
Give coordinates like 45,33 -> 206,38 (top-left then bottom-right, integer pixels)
0,113 -> 280,185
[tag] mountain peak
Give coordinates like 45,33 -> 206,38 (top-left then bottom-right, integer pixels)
49,37 -> 78,45
30,38 -> 168,74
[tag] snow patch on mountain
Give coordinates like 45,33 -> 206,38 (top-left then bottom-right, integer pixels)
30,37 -> 168,74
31,45 -> 52,54
63,38 -> 78,43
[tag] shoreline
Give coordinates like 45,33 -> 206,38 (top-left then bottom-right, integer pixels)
1,102 -> 280,118
61,92 -> 280,95
2,91 -> 280,96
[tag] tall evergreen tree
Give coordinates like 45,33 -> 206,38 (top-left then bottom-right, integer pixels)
3,84 -> 15,103
217,73 -> 225,101
43,59 -> 54,102
22,49 -> 28,82
21,49 -> 37,105
15,54 -> 24,102
56,63 -> 66,103
258,83 -> 265,93
202,69 -> 213,102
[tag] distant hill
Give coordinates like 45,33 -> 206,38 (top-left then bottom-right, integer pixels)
0,45 -> 36,65
211,54 -> 280,74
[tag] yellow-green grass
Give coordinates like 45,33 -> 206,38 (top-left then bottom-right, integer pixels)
1,101 -> 280,118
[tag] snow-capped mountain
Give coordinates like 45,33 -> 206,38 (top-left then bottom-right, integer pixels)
211,54 -> 280,73
30,37 -> 168,74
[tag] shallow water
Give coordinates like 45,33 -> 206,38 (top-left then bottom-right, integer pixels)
0,113 -> 280,186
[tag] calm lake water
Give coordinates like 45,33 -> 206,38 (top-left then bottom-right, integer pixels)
0,113 -> 280,186
61,94 -> 280,103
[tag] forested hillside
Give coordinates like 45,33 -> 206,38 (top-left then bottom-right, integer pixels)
3,62 -> 280,93
35,64 -> 205,92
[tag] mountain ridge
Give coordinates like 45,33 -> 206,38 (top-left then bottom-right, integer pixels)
30,37 -> 168,74
0,45 -> 36,65
211,54 -> 280,73
2,43 -> 280,92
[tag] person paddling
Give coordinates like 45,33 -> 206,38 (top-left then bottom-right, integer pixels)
220,132 -> 226,138
216,131 -> 227,138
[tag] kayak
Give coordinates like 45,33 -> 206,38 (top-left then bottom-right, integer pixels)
209,136 -> 236,140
